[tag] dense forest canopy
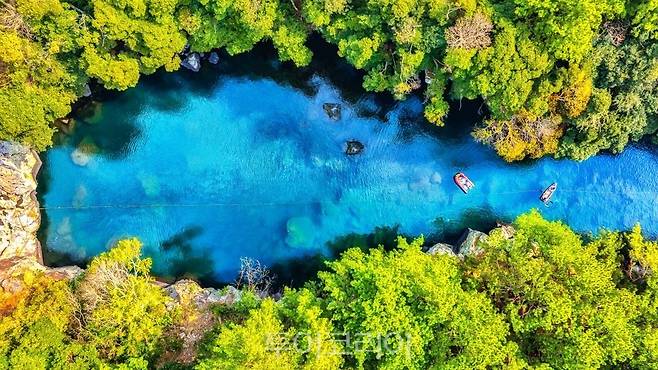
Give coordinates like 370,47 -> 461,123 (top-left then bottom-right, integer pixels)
0,0 -> 657,160
2,211 -> 658,369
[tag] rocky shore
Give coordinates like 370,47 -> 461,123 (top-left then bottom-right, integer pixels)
0,142 -> 83,293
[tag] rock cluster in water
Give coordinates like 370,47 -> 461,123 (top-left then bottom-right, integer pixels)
322,103 -> 341,120
345,140 -> 365,155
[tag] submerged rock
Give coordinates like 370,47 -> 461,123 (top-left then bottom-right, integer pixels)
345,140 -> 364,155
72,185 -> 88,208
457,228 -> 488,257
138,173 -> 161,197
322,103 -> 341,120
286,216 -> 315,248
181,53 -> 201,72
208,52 -> 220,65
70,137 -> 100,167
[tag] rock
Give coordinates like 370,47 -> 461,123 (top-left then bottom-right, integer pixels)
215,286 -> 242,305
208,52 -> 220,64
166,279 -> 243,308
181,53 -> 201,72
497,222 -> 515,239
430,172 -> 442,184
46,265 -> 84,280
0,142 -> 42,264
456,228 -> 488,257
322,103 -> 341,120
345,140 -> 364,155
427,243 -> 456,256
82,83 -> 92,97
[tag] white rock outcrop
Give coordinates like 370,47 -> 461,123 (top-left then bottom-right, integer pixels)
0,141 -> 42,263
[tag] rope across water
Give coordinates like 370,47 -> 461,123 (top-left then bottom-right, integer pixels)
39,188 -> 657,210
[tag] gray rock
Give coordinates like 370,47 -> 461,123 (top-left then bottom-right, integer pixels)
181,53 -> 201,72
323,103 -> 341,120
216,286 -> 243,305
427,243 -> 456,256
82,84 -> 92,97
209,52 -> 220,64
345,140 -> 364,155
457,228 -> 488,257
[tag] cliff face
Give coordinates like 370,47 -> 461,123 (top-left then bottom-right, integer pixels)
0,142 -> 83,293
0,141 -> 42,263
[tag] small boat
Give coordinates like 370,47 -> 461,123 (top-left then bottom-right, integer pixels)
540,182 -> 557,204
453,172 -> 475,194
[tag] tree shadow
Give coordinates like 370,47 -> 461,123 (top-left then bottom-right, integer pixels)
150,226 -> 217,285
269,225 -> 403,289
426,206 -> 503,245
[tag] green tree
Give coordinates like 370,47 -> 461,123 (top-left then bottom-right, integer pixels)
82,0 -> 186,90
318,237 -> 515,369
74,238 -> 174,364
0,276 -> 102,370
464,210 -> 638,368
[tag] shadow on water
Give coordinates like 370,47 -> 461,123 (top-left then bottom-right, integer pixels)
270,225 -> 403,289
427,206 -> 503,245
152,227 -> 217,285
135,34 -> 400,121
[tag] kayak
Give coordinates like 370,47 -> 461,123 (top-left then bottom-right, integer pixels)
453,172 -> 475,194
540,182 -> 557,204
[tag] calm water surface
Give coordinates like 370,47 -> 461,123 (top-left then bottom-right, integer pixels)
39,52 -> 658,283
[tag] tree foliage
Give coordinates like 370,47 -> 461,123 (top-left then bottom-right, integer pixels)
2,0 -> 658,160
4,213 -> 658,368
0,239 -> 174,369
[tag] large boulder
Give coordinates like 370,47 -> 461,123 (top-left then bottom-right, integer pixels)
345,140 -> 364,155
427,243 -> 456,257
456,228 -> 488,257
181,53 -> 201,72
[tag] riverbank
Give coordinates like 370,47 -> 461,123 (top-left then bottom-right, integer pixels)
0,141 -> 85,292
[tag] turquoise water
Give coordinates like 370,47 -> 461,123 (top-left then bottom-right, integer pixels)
39,54 -> 658,283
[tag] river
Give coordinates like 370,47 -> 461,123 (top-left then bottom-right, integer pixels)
38,45 -> 658,284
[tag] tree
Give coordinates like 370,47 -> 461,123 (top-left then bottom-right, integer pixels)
559,38 -> 658,160
82,0 -> 186,90
74,238 -> 173,364
0,276 -> 102,370
318,237 -> 515,369
464,210 -> 638,368
0,0 -> 85,150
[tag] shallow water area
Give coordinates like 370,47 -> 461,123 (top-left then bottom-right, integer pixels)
39,50 -> 658,283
